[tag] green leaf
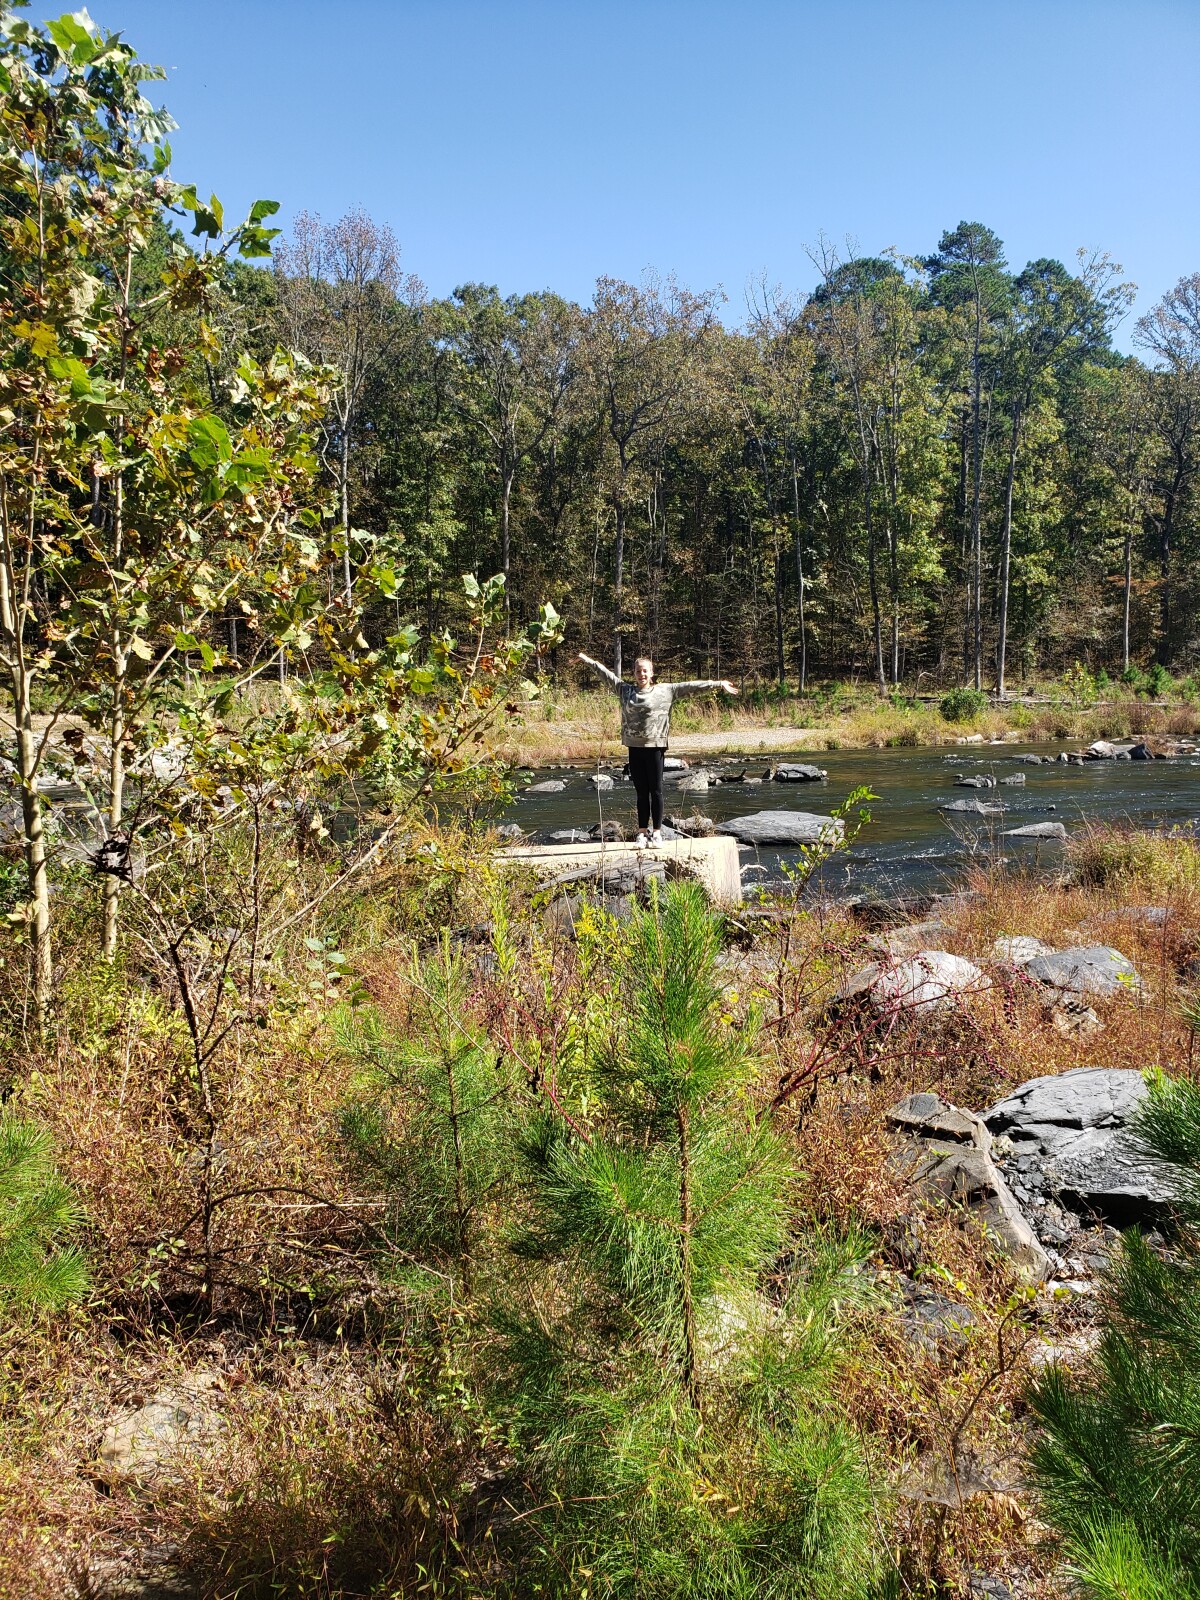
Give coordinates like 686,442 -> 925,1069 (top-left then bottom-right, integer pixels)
248,199 -> 280,224
187,415 -> 232,470
198,641 -> 216,672
46,11 -> 97,64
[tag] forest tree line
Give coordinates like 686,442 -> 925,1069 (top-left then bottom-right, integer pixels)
216,211 -> 1200,692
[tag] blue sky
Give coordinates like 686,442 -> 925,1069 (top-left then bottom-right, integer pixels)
94,0 -> 1199,348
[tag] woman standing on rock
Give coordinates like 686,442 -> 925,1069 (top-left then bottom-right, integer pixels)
577,653 -> 737,848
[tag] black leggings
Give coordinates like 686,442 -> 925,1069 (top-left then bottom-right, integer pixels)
627,745 -> 665,830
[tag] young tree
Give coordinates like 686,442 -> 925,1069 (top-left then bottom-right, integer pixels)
0,5 -> 294,1019
0,1112 -> 87,1312
498,883 -> 886,1597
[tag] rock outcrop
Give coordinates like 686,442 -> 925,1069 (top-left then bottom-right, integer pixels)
985,1067 -> 1179,1225
839,951 -> 991,1014
888,1092 -> 1050,1280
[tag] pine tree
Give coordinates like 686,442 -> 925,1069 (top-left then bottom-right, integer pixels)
1030,1071 -> 1200,1599
497,882 -> 887,1599
336,936 -> 515,1304
0,1114 -> 88,1311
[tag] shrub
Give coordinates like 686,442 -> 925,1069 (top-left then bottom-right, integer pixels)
940,687 -> 988,723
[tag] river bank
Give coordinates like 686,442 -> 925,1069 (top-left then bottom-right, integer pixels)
502,687 -> 1200,765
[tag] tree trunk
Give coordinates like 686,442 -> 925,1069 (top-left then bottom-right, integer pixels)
1122,523 -> 1133,674
340,430 -> 352,603
773,522 -> 785,685
102,684 -> 125,959
501,467 -> 513,632
790,455 -> 807,693
676,1102 -> 699,1409
16,723 -> 51,1034
613,496 -> 626,679
995,402 -> 1022,701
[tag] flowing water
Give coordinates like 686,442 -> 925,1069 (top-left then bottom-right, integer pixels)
506,743 -> 1200,900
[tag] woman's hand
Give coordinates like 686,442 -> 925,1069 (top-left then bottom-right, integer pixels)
720,680 -> 739,695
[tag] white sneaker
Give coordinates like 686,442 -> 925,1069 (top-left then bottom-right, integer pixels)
634,832 -> 648,849
650,829 -> 664,847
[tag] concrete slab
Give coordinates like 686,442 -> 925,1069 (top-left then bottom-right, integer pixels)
498,835 -> 743,907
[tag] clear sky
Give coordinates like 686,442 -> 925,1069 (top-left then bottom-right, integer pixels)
91,0 -> 1199,348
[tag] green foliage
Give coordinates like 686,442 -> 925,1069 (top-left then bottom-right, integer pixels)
939,686 -> 988,722
336,937 -> 517,1302
497,882 -> 887,1597
0,1112 -> 87,1311
1060,660 -> 1099,708
1029,1071 -> 1200,1595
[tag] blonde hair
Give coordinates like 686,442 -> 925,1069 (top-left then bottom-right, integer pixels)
634,655 -> 655,679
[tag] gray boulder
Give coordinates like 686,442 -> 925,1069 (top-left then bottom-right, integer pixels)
548,828 -> 592,844
1025,944 -> 1143,998
587,772 -> 615,790
1014,753 -> 1049,764
675,774 -> 710,794
955,774 -> 997,788
999,773 -> 1026,786
1004,821 -> 1067,840
773,763 -> 828,782
985,1067 -> 1179,1222
524,779 -> 567,795
840,951 -> 990,1014
717,810 -> 844,846
663,756 -> 689,770
494,823 -> 524,841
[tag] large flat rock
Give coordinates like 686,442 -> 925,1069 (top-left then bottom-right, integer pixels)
716,809 -> 844,846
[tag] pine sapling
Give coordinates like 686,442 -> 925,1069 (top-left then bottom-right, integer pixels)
498,881 -> 888,1598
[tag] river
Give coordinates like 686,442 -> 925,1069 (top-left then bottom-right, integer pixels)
507,743 -> 1200,899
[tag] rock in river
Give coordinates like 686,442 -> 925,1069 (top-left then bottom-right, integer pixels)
587,772 -> 615,790
524,779 -> 567,796
716,810 -> 844,846
985,1067 -> 1180,1223
955,774 -> 997,788
772,763 -> 828,782
940,798 -> 1005,815
1004,821 -> 1067,840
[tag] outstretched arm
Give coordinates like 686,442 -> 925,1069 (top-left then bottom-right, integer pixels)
576,652 -> 622,690
668,678 -> 740,698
